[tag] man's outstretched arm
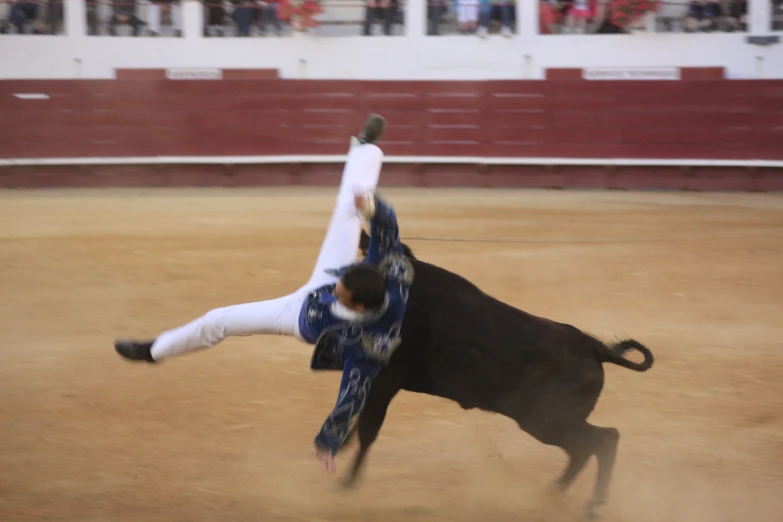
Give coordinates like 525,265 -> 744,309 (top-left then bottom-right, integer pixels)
313,356 -> 381,472
355,192 -> 403,263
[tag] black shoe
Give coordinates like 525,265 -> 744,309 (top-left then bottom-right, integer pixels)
114,339 -> 156,363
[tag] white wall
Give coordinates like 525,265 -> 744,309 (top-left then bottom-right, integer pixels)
1,0 -> 781,80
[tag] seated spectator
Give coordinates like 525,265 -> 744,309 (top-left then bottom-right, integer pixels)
30,17 -> 45,33
4,0 -> 38,34
232,0 -> 253,35
363,0 -> 397,36
7,0 -> 29,34
457,0 -> 479,34
204,0 -> 226,36
148,0 -> 182,36
477,0 -> 513,37
564,0 -> 593,33
685,0 -> 721,31
591,0 -> 623,33
258,0 -> 282,35
46,0 -> 63,34
539,0 -> 563,34
656,0 -> 689,32
110,0 -> 146,36
428,0 -> 446,35
724,0 -> 747,31
86,0 -> 100,35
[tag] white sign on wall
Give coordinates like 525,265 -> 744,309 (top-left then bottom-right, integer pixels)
582,67 -> 682,81
165,68 -> 223,80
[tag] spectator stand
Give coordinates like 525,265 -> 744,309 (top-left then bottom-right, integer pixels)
540,0 -> 749,34
277,0 -> 516,37
199,0 -> 393,37
181,0 -> 516,38
202,0 -> 289,37
427,0 -> 517,36
84,0 -> 182,36
2,0 -> 776,35
1,0 -> 64,34
310,0 -> 400,36
773,0 -> 783,30
191,0 -> 753,36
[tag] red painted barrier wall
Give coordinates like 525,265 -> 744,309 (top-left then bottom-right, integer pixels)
2,78 -> 783,160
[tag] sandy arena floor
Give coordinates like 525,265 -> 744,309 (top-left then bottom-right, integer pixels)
1,187 -> 782,522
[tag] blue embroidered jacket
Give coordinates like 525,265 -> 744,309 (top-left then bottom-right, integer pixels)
297,195 -> 413,365
297,194 -> 415,456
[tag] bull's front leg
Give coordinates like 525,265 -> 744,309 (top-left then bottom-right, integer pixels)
340,370 -> 403,488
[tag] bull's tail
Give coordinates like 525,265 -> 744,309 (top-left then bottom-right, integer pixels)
600,339 -> 654,372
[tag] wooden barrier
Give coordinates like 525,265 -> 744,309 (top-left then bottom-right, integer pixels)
2,79 -> 782,160
1,76 -> 782,190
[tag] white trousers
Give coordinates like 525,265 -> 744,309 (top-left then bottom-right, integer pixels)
150,142 -> 384,361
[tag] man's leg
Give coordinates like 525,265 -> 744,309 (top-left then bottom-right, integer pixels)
115,115 -> 386,363
117,152 -> 382,362
120,134 -> 383,362
146,128 -> 385,360
151,292 -> 305,360
304,114 -> 386,290
305,145 -> 382,286
116,290 -> 306,362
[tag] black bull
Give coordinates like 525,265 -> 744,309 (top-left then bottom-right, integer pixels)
312,232 -> 654,518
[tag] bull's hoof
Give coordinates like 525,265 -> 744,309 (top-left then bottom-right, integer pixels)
338,475 -> 358,490
585,503 -> 602,520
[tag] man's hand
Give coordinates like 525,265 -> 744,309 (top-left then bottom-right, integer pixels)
354,193 -> 366,213
314,445 -> 337,474
353,190 -> 375,219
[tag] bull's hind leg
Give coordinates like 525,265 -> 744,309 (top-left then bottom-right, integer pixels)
532,421 -> 619,519
585,425 -> 620,520
555,429 -> 595,492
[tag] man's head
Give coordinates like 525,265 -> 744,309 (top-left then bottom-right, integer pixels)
359,113 -> 386,145
334,264 -> 386,312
